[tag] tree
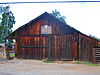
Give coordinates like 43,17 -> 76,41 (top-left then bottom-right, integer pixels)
0,6 -> 15,43
89,34 -> 100,41
50,9 -> 66,23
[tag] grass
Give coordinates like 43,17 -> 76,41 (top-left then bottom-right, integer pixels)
43,59 -> 100,66
10,53 -> 15,57
74,61 -> 100,66
43,60 -> 54,63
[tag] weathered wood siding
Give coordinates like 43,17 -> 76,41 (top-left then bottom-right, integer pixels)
15,13 -> 76,36
78,33 -> 98,62
15,35 -> 78,60
14,13 -> 78,60
93,47 -> 100,63
11,12 -> 98,62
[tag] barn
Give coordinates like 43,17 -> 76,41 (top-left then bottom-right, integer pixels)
6,12 -> 99,63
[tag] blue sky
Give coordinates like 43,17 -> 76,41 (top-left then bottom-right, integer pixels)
0,0 -> 100,38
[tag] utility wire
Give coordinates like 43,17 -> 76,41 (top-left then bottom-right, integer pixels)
0,1 -> 100,4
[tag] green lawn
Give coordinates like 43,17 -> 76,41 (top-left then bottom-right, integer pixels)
43,60 -> 54,63
74,61 -> 100,66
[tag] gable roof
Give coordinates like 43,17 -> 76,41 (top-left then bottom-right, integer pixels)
6,12 -> 77,38
15,12 -> 78,33
5,12 -> 98,41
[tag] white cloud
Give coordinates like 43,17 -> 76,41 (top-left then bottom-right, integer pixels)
10,3 -> 81,30
67,2 -> 100,37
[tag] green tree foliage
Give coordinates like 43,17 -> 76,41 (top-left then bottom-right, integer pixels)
89,34 -> 100,41
50,9 -> 66,23
0,6 -> 15,43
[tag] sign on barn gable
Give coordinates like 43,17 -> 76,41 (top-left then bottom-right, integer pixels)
41,25 -> 52,34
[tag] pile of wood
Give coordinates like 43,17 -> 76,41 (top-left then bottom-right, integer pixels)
0,44 -> 6,58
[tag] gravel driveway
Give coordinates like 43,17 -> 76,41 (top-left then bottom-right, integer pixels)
0,59 -> 100,75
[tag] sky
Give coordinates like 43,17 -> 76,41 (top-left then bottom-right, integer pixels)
0,0 -> 100,38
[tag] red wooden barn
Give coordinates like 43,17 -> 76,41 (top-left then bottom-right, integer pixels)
6,12 -> 99,63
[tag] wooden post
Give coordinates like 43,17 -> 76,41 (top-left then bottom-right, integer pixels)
93,48 -> 96,63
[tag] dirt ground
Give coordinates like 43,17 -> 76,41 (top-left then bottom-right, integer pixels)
0,59 -> 100,75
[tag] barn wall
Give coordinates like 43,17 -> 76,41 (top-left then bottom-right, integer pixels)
14,14 -> 79,60
78,33 -> 98,62
16,14 -> 76,36
13,13 -> 98,62
98,41 -> 100,45
15,34 -> 78,60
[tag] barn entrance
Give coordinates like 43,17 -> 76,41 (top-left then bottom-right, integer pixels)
15,35 -> 75,60
16,36 -> 47,59
93,47 -> 100,63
